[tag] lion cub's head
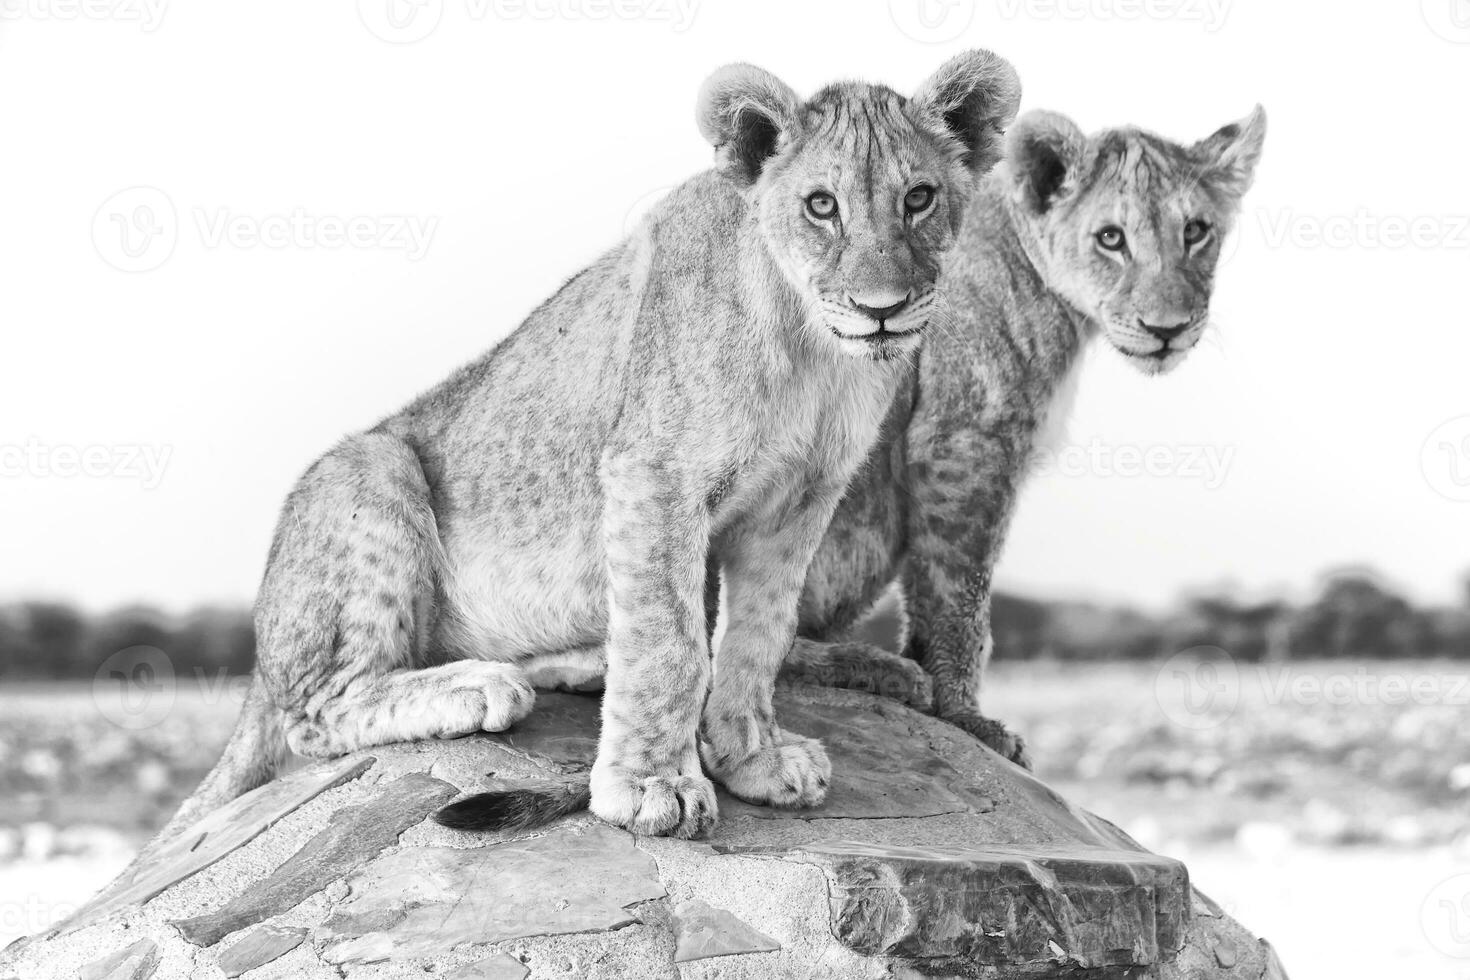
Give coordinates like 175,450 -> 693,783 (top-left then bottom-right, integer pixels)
697,52 -> 1021,361
1005,108 -> 1267,375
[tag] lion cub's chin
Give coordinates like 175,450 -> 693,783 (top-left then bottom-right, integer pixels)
826,326 -> 926,362
821,310 -> 928,361
1114,343 -> 1193,377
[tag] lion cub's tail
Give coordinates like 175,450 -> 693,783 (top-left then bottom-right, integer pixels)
144,676 -> 285,853
433,777 -> 591,833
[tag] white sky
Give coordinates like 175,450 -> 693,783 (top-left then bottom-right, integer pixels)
0,0 -> 1466,613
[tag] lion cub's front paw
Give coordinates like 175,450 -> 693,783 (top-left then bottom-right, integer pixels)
442,661 -> 536,734
588,763 -> 718,839
702,733 -> 831,809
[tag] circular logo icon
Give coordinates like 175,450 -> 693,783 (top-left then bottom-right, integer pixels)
1423,416 -> 1470,502
357,0 -> 444,43
1423,0 -> 1470,43
92,186 -> 177,273
1154,646 -> 1239,730
93,646 -> 176,730
1423,873 -> 1470,957
1213,216 -> 1246,270
889,0 -> 975,43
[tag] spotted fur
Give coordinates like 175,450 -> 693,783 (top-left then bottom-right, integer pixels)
154,53 -> 1021,846
788,108 -> 1268,766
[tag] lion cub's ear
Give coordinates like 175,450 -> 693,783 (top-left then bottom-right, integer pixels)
1005,110 -> 1086,215
697,64 -> 801,185
911,49 -> 1022,177
1192,105 -> 1267,199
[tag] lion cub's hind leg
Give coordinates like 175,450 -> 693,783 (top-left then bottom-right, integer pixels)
524,646 -> 607,693
779,637 -> 934,712
257,431 -> 536,760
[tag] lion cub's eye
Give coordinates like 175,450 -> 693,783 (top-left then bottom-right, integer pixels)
1183,219 -> 1212,246
1096,226 -> 1127,252
903,185 -> 936,214
806,192 -> 838,220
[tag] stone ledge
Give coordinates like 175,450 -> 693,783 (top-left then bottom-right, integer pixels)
1,687 -> 1288,980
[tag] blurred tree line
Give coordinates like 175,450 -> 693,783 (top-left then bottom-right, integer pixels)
1,567 -> 1468,679
988,567 -> 1470,663
0,603 -> 254,680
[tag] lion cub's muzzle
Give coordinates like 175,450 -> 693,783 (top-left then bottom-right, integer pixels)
1103,308 -> 1207,375
819,286 -> 933,357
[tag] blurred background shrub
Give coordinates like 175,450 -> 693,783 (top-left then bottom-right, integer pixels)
5,565 -> 1464,682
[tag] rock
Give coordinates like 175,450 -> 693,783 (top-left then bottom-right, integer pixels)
0,688 -> 1288,979
1212,928 -> 1238,968
1260,939 -> 1290,979
57,755 -> 375,935
671,899 -> 781,962
316,823 -> 666,963
213,925 -> 308,977
761,840 -> 1187,969
78,939 -> 159,980
500,693 -> 995,820
172,771 -> 459,946
445,953 -> 531,979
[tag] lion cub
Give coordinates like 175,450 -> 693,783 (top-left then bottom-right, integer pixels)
789,108 -> 1267,765
164,53 -> 1021,842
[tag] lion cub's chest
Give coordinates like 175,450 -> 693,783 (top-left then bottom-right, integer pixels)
712,362 -> 898,529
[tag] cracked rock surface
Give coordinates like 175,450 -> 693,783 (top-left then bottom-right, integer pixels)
0,687 -> 1287,979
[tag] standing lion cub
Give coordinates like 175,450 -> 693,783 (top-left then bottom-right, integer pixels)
158,53 -> 1021,842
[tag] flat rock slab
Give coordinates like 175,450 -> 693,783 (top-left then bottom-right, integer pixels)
778,840 -> 1189,970
316,822 -> 666,963
214,925 -> 307,977
491,694 -> 600,770
672,899 -> 780,963
173,771 -> 458,947
501,693 -> 993,819
58,756 -> 375,935
78,939 -> 159,980
721,698 -> 995,819
444,953 -> 531,979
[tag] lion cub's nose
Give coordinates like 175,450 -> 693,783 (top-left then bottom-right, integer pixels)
1137,317 -> 1192,342
847,290 -> 911,323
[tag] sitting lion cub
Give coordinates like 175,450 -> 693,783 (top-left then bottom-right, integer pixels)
788,107 -> 1268,765
161,53 -> 1021,842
